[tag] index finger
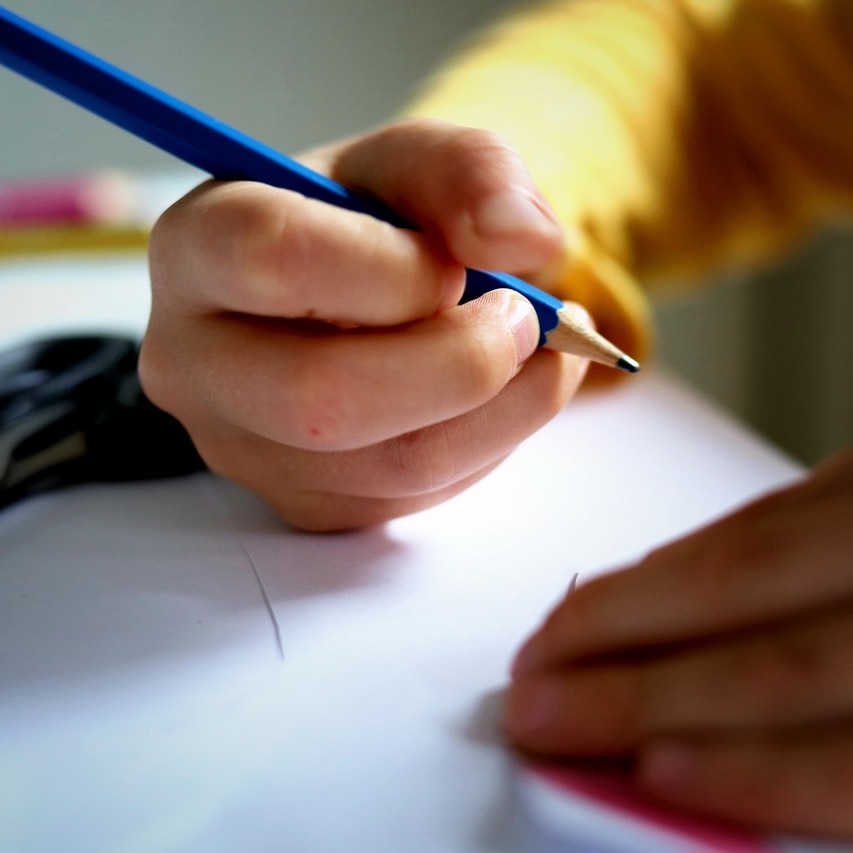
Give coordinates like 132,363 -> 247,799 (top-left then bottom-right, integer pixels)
148,179 -> 465,326
326,119 -> 565,276
514,472 -> 853,672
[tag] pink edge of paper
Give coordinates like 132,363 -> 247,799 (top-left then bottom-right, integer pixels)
527,764 -> 775,853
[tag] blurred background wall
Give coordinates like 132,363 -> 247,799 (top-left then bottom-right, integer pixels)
2,0 -> 850,466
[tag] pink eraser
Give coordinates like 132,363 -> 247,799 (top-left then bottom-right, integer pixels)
0,172 -> 135,226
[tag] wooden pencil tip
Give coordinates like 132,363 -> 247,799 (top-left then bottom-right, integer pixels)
544,307 -> 641,374
616,355 -> 641,374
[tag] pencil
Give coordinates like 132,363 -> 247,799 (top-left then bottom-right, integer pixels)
0,7 -> 639,373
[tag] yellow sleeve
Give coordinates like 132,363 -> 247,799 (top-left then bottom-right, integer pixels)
403,0 -> 853,378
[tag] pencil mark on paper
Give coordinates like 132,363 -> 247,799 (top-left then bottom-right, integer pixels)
236,537 -> 285,662
204,477 -> 285,662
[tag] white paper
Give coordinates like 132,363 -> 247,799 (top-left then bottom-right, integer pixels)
1,255 -> 843,853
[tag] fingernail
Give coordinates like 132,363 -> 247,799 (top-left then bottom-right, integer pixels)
474,190 -> 559,239
507,295 -> 539,365
641,742 -> 697,793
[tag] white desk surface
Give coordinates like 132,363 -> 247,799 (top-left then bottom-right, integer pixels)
0,256 -> 846,853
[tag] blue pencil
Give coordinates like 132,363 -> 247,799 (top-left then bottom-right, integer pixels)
0,5 -> 638,372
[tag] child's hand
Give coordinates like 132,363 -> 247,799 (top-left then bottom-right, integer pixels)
505,444 -> 853,837
140,119 -> 589,530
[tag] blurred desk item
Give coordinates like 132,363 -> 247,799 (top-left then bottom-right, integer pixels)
0,170 -> 199,258
1,254 -> 837,853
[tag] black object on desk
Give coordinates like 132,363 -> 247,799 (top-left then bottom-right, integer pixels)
0,334 -> 205,510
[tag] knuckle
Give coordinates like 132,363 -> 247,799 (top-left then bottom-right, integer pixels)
223,195 -> 294,300
171,183 -> 303,311
147,205 -> 190,302
447,126 -> 518,165
441,127 -> 523,192
147,206 -> 173,263
149,192 -> 190,246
